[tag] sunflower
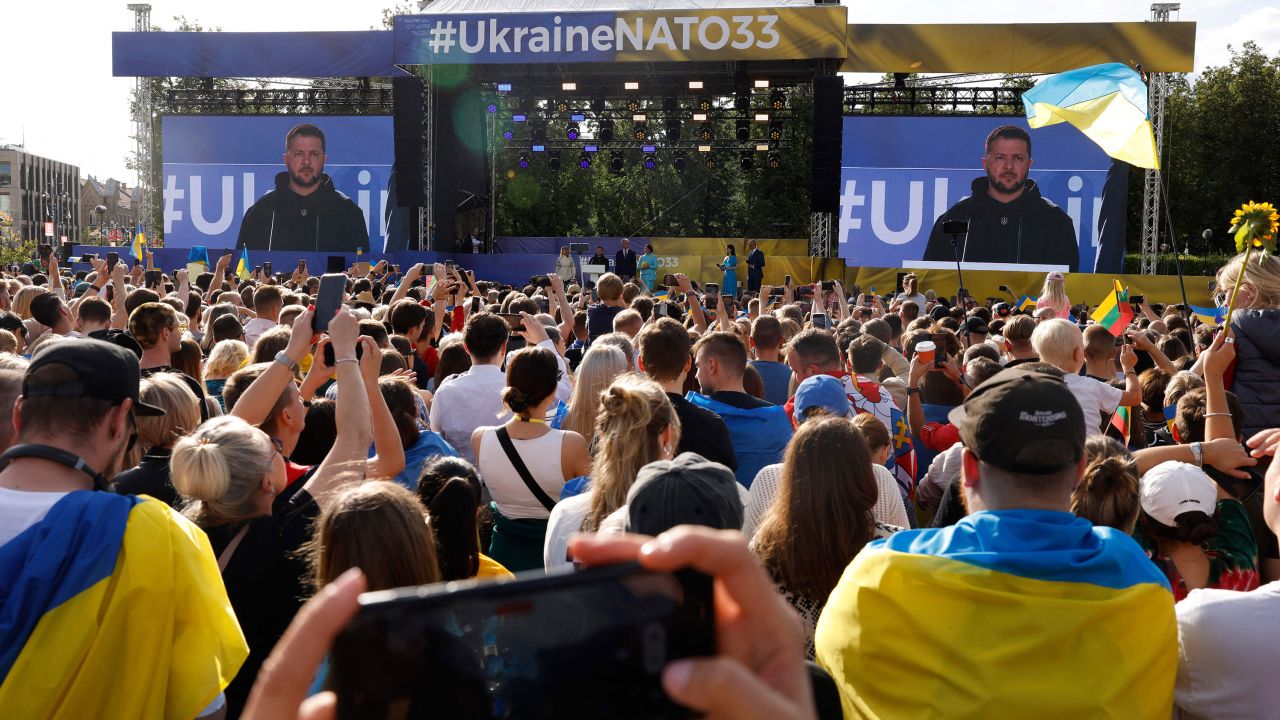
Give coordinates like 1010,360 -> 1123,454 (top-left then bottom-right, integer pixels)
1230,201 -> 1279,255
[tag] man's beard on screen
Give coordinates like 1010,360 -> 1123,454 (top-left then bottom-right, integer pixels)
987,171 -> 1024,196
290,169 -> 322,188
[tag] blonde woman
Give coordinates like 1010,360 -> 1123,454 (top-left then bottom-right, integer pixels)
543,374 -> 680,569
1215,250 -> 1280,438
558,344 -> 627,439
204,339 -> 250,411
1035,271 -> 1071,319
13,285 -> 49,344
113,373 -> 202,509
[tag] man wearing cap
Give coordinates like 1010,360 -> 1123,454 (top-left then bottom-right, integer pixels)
617,452 -> 745,537
815,368 -> 1177,718
963,316 -> 989,347
0,340 -> 246,717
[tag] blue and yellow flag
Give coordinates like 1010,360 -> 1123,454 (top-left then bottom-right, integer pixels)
816,510 -> 1176,719
1023,62 -> 1160,169
235,246 -> 251,281
0,492 -> 247,718
1189,304 -> 1228,327
131,224 -> 146,260
1016,294 -> 1038,312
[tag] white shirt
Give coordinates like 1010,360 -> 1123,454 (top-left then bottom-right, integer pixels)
1174,582 -> 1280,719
544,493 -> 591,570
894,292 -> 928,311
742,462 -> 910,539
1063,372 -> 1123,436
0,487 -> 69,546
476,427 -> 565,520
429,364 -> 510,465
242,316 -> 277,349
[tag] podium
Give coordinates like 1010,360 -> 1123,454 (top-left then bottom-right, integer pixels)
581,261 -> 609,287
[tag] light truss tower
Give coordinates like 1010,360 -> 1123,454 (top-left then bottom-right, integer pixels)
127,4 -> 153,238
810,212 -> 832,258
1140,3 -> 1179,275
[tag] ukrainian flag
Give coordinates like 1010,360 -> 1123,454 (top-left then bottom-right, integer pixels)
0,492 -> 247,718
815,510 -> 1176,719
1189,304 -> 1228,327
1023,63 -> 1160,170
235,246 -> 251,281
1016,294 -> 1038,312
131,224 -> 146,260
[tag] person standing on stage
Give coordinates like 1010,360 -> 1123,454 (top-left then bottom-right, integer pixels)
720,243 -> 739,299
554,246 -> 576,284
746,239 -> 765,294
639,244 -> 658,291
615,238 -> 638,284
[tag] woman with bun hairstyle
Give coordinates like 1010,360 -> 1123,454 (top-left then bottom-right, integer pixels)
473,346 -> 590,572
417,455 -> 513,581
1071,436 -> 1141,533
543,374 -> 680,569
170,307 -> 372,717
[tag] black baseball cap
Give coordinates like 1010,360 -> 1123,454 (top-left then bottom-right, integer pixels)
24,339 -> 165,415
994,302 -> 1011,317
964,316 -> 990,335
626,452 -> 743,535
947,368 -> 1083,475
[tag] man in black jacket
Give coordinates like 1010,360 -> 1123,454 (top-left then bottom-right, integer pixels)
615,238 -> 637,283
923,125 -> 1078,271
236,123 -> 370,252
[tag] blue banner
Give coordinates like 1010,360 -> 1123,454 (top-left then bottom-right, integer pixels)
162,115 -> 396,251
838,116 -> 1124,274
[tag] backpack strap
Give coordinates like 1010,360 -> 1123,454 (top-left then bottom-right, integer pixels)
494,426 -> 557,511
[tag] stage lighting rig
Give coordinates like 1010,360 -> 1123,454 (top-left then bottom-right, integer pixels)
608,150 -> 625,174
699,122 -> 714,142
549,151 -> 562,171
578,151 -> 592,169
502,127 -> 514,141
518,153 -> 530,168
627,98 -> 641,113
599,119 -> 615,143
673,150 -> 687,174
633,122 -> 648,141
735,120 -> 750,143
734,95 -> 750,111
566,122 -> 581,140
739,151 -> 754,171
531,125 -> 547,144
556,98 -> 570,113
665,120 -> 681,142
767,151 -> 782,169
705,152 -> 718,170
642,146 -> 657,170
624,81 -> 640,90
768,121 -> 783,142
770,90 -> 785,110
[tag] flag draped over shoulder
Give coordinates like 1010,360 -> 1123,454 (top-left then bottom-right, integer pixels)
815,510 -> 1176,720
1023,62 -> 1160,170
1091,279 -> 1134,335
0,492 -> 247,719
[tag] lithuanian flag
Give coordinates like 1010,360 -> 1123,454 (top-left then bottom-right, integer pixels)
1091,279 -> 1133,336
1110,405 -> 1133,445
1023,63 -> 1160,170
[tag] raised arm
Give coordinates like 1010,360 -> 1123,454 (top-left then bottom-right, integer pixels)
1125,329 -> 1177,376
109,262 -> 129,330
304,309 -> 374,505
1201,331 -> 1237,443
677,273 -> 707,333
549,273 -> 575,341
832,281 -> 850,322
231,309 -> 315,426
389,262 -> 422,307
363,336 -> 407,480
1115,344 -> 1142,408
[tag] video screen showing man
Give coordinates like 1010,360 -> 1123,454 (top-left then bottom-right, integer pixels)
924,125 -> 1078,272
236,123 -> 369,252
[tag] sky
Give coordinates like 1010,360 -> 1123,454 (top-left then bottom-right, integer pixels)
2,0 -> 1276,185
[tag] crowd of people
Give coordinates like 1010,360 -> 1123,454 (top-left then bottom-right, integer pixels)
2,247 -> 1279,719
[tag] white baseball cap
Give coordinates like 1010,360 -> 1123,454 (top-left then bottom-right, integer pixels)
1139,461 -> 1217,527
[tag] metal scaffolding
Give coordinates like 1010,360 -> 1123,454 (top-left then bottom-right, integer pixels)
127,4 -> 152,238
810,211 -> 832,258
1140,2 -> 1179,275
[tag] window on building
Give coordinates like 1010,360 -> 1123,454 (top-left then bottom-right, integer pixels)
0,162 -> 10,187
0,194 -> 10,213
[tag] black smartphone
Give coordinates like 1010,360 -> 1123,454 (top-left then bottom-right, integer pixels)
663,273 -> 677,287
391,264 -> 400,274
313,273 -> 346,332
591,286 -> 599,303
704,282 -> 719,305
330,563 -> 714,720
769,287 -> 785,297
998,284 -> 1010,293
80,253 -> 97,262
784,274 -> 792,287
499,313 -> 526,332
931,332 -> 951,365
145,269 -> 162,289
445,259 -> 456,271
529,274 -> 552,288
322,339 -> 365,366
106,252 -> 119,272
327,255 -> 346,274
263,261 -> 272,276
820,280 -> 835,292
812,312 -> 830,329
1114,334 -> 1126,347
1130,294 -> 1145,305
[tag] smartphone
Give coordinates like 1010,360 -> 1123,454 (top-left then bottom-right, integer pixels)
784,274 -> 792,287
445,259 -> 456,271
663,273 -> 677,287
298,259 -> 307,270
499,313 -> 526,332
313,273 -> 346,332
530,275 -> 551,288
655,302 -> 668,318
391,264 -> 400,274
80,253 -> 97,262
1130,294 -> 1145,305
931,332 -> 951,366
322,340 -> 365,366
591,286 -> 599,303
1114,334 -> 1126,347
704,283 -> 719,305
534,296 -> 550,314
998,284 -> 1011,293
769,287 -> 785,297
263,261 -> 273,276
811,312 -> 830,330
820,280 -> 835,292
327,255 -> 346,274
145,269 -> 162,289
106,252 -> 119,272
330,562 -> 714,720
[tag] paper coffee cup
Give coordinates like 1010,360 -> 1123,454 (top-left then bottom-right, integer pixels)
917,340 -> 936,364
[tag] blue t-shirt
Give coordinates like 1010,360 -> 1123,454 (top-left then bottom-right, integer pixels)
749,360 -> 793,406
370,431 -> 459,491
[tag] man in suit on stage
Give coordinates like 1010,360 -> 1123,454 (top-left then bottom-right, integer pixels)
615,238 -> 638,283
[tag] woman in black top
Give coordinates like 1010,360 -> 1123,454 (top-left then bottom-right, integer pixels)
171,308 -> 372,717
113,372 -> 202,509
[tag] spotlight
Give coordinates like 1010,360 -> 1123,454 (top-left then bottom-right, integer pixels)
599,119 -> 615,143
633,123 -> 648,141
566,122 -> 580,141
627,98 -> 641,113
609,150 -> 625,175
705,152 -> 718,170
624,81 -> 640,90
556,98 -> 570,113
755,142 -> 770,152
734,95 -> 750,111
665,120 -> 681,142
643,152 -> 657,170
767,152 -> 782,169
754,112 -> 770,123
518,153 -> 530,168
692,112 -> 708,122
689,80 -> 704,89
562,82 -> 577,91
673,150 -> 687,173
699,122 -> 714,141
735,119 -> 750,143
549,150 -> 562,171
486,103 -> 498,114
497,82 -> 513,92
698,97 -> 712,112
754,79 -> 769,89
770,90 -> 785,110
578,151 -> 592,169
739,151 -> 754,171
768,121 -> 783,142
502,128 -> 514,141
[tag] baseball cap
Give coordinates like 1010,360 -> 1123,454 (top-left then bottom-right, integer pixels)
626,452 -> 743,535
994,302 -> 1011,317
1140,461 -> 1217,527
793,375 -> 852,421
24,339 -> 165,416
964,316 -> 990,335
948,367 -> 1083,474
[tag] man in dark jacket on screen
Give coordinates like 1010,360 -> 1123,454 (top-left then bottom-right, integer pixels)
923,125 -> 1078,272
236,123 -> 370,252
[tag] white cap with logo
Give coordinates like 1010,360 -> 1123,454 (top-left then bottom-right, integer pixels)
1139,461 -> 1218,527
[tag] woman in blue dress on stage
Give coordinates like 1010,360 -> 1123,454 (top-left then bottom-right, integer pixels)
638,243 -> 658,291
720,244 -> 739,298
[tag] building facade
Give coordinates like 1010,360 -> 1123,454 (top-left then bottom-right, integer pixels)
0,146 -> 82,244
80,176 -> 141,246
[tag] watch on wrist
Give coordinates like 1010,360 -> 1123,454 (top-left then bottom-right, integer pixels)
1190,441 -> 1204,468
273,351 -> 299,373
